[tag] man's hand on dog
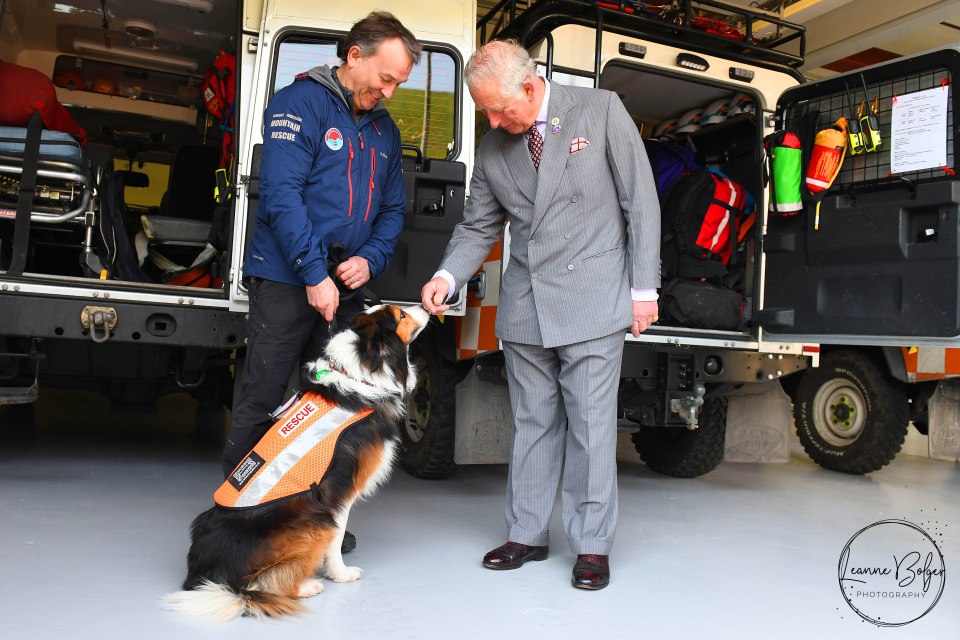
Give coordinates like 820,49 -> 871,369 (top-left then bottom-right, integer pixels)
421,277 -> 450,315
336,256 -> 370,291
307,278 -> 339,322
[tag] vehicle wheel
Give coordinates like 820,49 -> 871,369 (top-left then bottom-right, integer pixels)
400,336 -> 458,479
793,351 -> 908,474
631,396 -> 727,478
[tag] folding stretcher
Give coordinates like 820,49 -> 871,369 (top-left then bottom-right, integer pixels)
0,115 -> 94,275
0,126 -> 92,220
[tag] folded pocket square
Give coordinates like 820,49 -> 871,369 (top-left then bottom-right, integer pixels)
570,137 -> 590,154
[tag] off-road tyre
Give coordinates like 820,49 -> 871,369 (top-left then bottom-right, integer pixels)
793,350 -> 908,474
400,335 -> 458,479
631,396 -> 727,478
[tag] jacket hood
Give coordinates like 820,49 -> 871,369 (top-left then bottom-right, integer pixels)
306,65 -> 388,116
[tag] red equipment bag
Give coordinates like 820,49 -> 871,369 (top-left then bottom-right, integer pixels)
201,50 -> 235,121
660,170 -> 747,280
201,50 -> 236,169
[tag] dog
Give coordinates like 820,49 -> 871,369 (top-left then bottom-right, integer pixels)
163,303 -> 429,622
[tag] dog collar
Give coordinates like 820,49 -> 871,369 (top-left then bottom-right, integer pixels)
315,366 -> 373,387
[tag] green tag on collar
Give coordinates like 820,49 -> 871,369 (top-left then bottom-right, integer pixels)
314,368 -> 332,381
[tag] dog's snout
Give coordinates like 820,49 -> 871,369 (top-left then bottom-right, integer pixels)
404,304 -> 430,330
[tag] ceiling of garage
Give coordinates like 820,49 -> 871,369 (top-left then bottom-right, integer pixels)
4,1 -> 957,81
477,0 -> 960,80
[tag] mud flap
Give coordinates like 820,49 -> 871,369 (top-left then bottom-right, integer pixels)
723,380 -> 792,463
928,379 -> 960,462
453,368 -> 513,464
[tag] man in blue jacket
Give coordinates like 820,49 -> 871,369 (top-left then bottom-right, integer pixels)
222,14 -> 421,554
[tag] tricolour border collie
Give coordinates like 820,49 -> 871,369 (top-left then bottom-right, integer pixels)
163,304 -> 429,622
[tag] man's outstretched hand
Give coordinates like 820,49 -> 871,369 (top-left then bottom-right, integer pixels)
421,277 -> 451,315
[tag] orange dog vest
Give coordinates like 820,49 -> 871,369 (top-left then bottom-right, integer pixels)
215,391 -> 372,508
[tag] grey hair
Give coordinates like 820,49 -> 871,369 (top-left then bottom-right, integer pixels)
464,39 -> 537,100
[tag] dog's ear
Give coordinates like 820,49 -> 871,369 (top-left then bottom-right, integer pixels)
352,308 -> 409,385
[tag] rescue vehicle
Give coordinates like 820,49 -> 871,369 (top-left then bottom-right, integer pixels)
1,0 -> 958,477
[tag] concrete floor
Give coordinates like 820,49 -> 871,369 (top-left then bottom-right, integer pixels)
1,390 -> 958,639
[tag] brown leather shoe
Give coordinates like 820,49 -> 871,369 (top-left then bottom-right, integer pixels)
572,554 -> 610,590
482,541 -> 549,570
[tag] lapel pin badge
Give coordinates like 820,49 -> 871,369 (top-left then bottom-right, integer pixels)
551,117 -> 561,134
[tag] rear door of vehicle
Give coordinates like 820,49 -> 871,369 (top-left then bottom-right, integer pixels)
231,0 -> 472,312
760,46 -> 960,346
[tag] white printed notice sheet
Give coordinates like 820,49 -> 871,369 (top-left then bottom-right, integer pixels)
890,84 -> 949,173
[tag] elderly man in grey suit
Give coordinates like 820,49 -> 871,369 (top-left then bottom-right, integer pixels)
421,39 -> 660,590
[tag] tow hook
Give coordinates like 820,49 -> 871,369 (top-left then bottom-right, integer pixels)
80,306 -> 118,343
670,383 -> 706,429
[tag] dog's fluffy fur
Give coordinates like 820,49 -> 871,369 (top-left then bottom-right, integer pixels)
163,304 -> 428,622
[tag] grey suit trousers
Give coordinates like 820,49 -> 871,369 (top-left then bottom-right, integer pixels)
501,330 -> 624,555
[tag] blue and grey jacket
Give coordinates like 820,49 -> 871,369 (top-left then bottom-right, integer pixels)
245,65 -> 406,286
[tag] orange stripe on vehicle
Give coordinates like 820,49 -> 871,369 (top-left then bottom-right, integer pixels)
902,346 -> 919,373
454,239 -> 503,360
477,305 -> 498,352
944,348 -> 960,375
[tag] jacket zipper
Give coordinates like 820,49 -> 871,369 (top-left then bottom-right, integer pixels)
347,138 -> 354,217
365,148 -> 376,221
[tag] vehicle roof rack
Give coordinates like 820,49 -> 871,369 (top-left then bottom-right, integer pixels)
478,0 -> 806,71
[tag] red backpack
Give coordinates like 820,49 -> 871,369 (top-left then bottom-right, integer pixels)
660,170 -> 747,280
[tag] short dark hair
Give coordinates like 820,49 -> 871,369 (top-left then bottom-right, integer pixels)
340,11 -> 422,66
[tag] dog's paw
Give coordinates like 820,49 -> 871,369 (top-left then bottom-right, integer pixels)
297,578 -> 325,598
327,565 -> 363,583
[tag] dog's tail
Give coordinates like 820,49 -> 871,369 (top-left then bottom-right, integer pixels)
162,580 -> 305,622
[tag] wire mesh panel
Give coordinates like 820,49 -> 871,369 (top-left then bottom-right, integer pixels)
782,65 -> 954,190
763,48 -> 960,341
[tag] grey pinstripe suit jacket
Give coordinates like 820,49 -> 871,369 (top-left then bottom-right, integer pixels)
440,81 -> 661,348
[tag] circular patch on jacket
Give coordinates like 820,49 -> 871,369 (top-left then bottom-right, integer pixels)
325,128 -> 344,151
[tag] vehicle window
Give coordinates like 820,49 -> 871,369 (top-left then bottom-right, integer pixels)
274,39 -> 458,159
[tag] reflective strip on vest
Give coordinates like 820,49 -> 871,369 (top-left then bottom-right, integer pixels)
215,392 -> 372,508
455,238 -> 503,360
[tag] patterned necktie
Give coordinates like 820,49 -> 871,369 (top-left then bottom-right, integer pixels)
527,125 -> 543,171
